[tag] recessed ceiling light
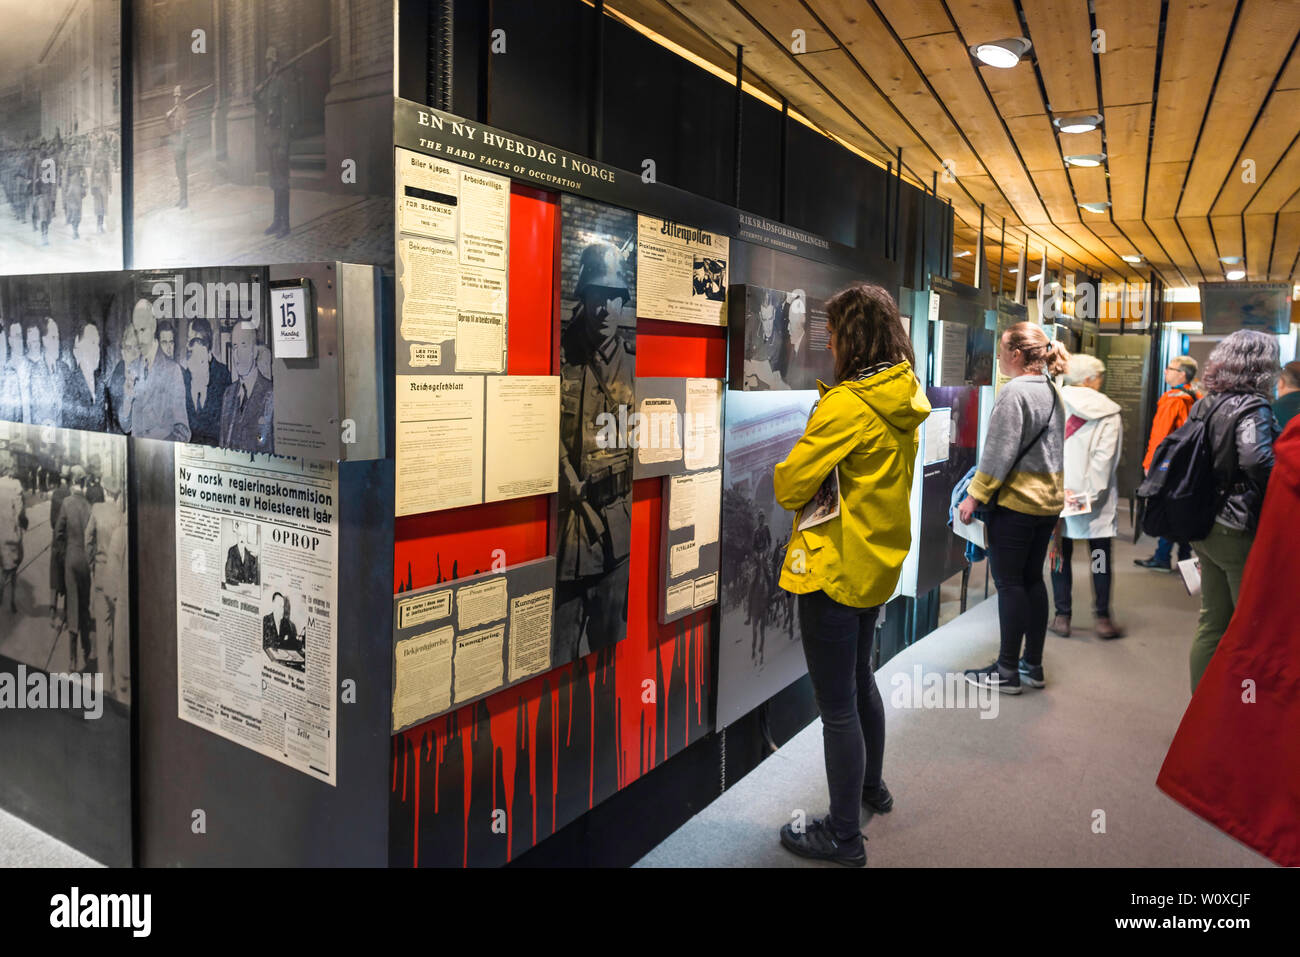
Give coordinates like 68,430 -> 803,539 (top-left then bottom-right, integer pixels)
1078,201 -> 1111,213
1219,256 -> 1242,265
1028,273 -> 1044,281
1053,114 -> 1103,134
1009,268 -> 1019,274
1064,153 -> 1107,167
1226,269 -> 1246,280
1121,254 -> 1143,263
954,249 -> 972,257
970,37 -> 1033,68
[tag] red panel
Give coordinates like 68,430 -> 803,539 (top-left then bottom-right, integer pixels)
505,187 -> 556,376
634,316 -> 727,379
393,185 -> 719,865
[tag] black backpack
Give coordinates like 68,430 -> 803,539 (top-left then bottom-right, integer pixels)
1137,399 -> 1232,543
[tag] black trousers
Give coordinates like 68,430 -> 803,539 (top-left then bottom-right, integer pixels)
986,506 -> 1057,671
1051,536 -> 1113,618
796,589 -> 884,840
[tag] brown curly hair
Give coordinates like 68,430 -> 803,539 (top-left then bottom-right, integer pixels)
1002,321 -> 1070,376
824,283 -> 915,383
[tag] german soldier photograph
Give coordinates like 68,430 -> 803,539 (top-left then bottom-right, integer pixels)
132,0 -> 393,268
0,420 -> 130,703
555,196 -> 637,663
0,0 -> 123,275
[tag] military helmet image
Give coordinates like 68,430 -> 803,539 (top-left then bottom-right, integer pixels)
574,242 -> 630,300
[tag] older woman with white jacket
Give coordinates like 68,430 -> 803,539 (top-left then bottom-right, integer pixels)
1049,354 -> 1125,640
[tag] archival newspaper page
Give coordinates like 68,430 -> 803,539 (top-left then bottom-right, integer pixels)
174,445 -> 339,785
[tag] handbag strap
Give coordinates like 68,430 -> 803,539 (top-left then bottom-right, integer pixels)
993,381 -> 1059,506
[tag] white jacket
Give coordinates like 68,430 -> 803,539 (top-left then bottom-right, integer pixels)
1060,384 -> 1122,539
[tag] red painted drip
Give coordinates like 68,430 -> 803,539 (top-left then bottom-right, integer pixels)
483,695 -> 520,863
434,721 -> 445,814
401,734 -> 409,802
462,717 -> 476,868
588,664 -> 597,808
550,678 -> 560,834
392,736 -> 399,792
525,693 -> 539,846
412,734 -> 422,869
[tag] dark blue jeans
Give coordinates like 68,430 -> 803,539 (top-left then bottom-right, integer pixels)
987,506 -> 1057,671
797,590 -> 884,840
1153,537 -> 1192,564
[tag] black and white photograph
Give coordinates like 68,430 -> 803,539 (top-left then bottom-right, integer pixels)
738,284 -> 830,392
131,0 -> 393,268
0,269 -> 274,452
220,517 -> 260,594
554,195 -> 637,664
0,0 -> 124,275
0,421 -> 130,704
716,388 -> 816,727
261,589 -> 305,673
692,256 -> 727,301
0,272 -> 134,434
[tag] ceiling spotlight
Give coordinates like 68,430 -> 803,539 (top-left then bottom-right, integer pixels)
1009,268 -> 1020,274
1078,201 -> 1111,213
955,249 -> 972,258
1053,114 -> 1103,134
1028,273 -> 1044,281
1219,255 -> 1242,265
970,37 -> 1033,68
1064,153 -> 1107,167
1226,269 -> 1246,280
1121,254 -> 1143,263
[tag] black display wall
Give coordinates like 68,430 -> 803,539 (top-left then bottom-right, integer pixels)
394,0 -> 956,867
397,0 -> 936,258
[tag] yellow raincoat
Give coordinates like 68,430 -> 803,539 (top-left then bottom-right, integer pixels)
773,361 -> 930,608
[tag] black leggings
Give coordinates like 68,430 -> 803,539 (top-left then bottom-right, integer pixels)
797,590 -> 884,840
986,506 -> 1057,671
1051,537 -> 1113,618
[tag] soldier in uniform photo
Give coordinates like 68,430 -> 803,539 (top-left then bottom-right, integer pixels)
555,242 -> 635,662
86,472 -> 125,693
0,451 -> 27,615
253,46 -> 293,239
91,135 -> 112,233
165,85 -> 189,209
56,466 -> 93,672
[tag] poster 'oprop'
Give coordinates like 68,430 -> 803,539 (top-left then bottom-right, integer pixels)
174,444 -> 339,785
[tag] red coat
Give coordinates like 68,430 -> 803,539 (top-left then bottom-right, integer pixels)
1156,416 -> 1300,866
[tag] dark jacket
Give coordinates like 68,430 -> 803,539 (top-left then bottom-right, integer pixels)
1188,392 -> 1277,533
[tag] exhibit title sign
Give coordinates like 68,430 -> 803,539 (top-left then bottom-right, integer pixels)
393,98 -> 889,278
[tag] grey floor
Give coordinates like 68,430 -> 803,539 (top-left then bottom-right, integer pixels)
638,522 -> 1273,868
0,806 -> 102,868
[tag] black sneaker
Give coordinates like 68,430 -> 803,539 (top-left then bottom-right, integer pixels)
1134,556 -> 1173,571
779,815 -> 866,867
964,662 -> 1021,695
862,780 -> 894,814
1018,658 -> 1046,688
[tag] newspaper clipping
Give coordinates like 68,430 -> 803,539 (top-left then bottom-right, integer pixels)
174,444 -> 339,785
636,215 -> 728,325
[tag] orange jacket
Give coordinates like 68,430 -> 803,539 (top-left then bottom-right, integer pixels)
1143,386 -> 1197,472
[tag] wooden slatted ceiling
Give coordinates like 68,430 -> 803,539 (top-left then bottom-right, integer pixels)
1271,212 -> 1300,279
1178,1 -> 1300,218
607,0 -> 1300,289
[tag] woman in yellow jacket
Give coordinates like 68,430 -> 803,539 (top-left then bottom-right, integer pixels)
773,283 -> 930,867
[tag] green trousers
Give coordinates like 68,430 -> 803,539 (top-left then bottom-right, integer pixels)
1189,523 -> 1254,691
